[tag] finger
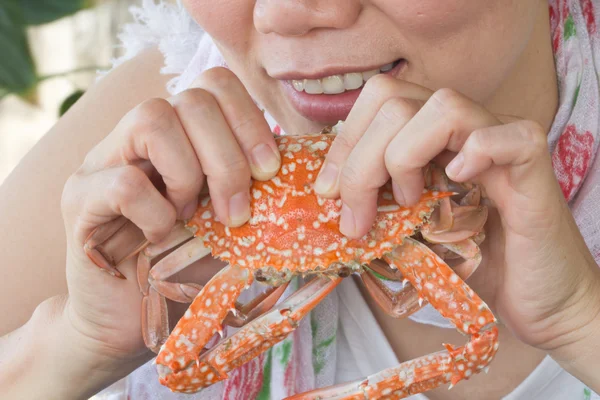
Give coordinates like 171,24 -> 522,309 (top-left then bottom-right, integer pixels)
194,67 -> 281,181
338,97 -> 422,238
82,98 -> 204,219
64,165 -> 176,245
385,88 -> 500,206
314,75 -> 433,197
445,120 -> 552,190
168,87 -> 251,227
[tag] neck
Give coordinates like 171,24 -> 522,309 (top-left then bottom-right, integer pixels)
484,2 -> 559,133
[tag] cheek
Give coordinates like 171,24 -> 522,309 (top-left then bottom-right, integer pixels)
381,0 -> 489,37
382,0 -> 537,100
182,0 -> 254,53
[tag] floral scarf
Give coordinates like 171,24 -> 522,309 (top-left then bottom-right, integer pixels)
95,1 -> 600,399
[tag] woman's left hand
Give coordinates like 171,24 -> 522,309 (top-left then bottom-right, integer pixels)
314,74 -> 600,369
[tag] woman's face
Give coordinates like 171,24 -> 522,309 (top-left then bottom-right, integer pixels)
183,0 -> 543,133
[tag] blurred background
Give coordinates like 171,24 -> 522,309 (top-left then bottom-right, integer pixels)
0,0 -> 144,184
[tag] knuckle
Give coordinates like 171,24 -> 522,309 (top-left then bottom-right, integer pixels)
109,166 -> 150,206
384,146 -> 407,177
379,97 -> 420,122
429,88 -> 468,123
210,155 -> 251,182
331,131 -> 359,155
340,163 -> 369,194
200,67 -> 239,92
466,129 -> 490,154
518,120 -> 548,156
127,98 -> 177,136
172,88 -> 217,114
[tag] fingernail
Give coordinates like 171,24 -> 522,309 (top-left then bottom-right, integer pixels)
229,191 -> 251,227
446,153 -> 465,180
181,199 -> 198,220
314,162 -> 339,194
340,203 -> 357,237
251,143 -> 281,177
392,182 -> 406,206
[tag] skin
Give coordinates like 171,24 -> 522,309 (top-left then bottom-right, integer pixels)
1,1 -> 600,399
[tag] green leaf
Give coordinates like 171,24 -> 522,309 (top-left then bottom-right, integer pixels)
564,14 -> 577,40
59,89 -> 84,116
19,0 -> 93,26
0,2 -> 37,102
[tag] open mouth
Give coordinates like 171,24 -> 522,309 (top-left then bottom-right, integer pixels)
289,59 -> 404,94
280,59 -> 406,124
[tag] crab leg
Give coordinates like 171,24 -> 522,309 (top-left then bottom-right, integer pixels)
360,236 -> 483,319
288,238 -> 498,399
156,273 -> 341,393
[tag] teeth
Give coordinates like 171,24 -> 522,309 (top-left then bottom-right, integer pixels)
380,63 -> 394,72
292,80 -> 304,91
291,62 -> 397,94
343,73 -> 363,90
304,79 -> 323,94
322,75 -> 345,94
362,68 -> 379,81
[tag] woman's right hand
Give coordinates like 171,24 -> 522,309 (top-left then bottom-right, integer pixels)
59,67 -> 281,384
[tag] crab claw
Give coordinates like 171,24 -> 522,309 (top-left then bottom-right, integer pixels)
155,266 -> 342,393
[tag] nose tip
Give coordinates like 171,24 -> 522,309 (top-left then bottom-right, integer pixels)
254,0 -> 362,36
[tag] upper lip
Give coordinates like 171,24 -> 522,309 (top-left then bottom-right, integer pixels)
269,60 -> 400,81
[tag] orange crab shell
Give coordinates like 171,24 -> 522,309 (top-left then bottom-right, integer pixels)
186,133 -> 451,280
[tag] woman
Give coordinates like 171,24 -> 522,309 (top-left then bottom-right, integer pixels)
1,0 -> 599,398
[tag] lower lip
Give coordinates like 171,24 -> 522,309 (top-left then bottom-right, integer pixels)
281,60 -> 407,125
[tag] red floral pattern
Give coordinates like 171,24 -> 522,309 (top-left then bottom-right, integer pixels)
222,353 -> 266,400
552,125 -> 595,200
582,0 -> 597,34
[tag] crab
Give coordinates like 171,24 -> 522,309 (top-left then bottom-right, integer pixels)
85,129 -> 498,399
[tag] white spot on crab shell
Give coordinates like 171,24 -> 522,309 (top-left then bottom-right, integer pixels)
402,220 -> 415,232
424,282 -> 434,291
401,210 -> 411,217
253,190 -> 262,199
184,309 -> 193,319
233,246 -> 242,256
272,177 -> 283,187
457,364 -> 465,371
478,316 -> 486,325
289,163 -> 296,172
313,221 -> 320,229
326,243 -> 338,251
205,299 -> 212,307
256,242 -> 265,251
450,274 -> 459,284
207,372 -> 215,381
202,211 -> 212,219
310,141 -> 329,151
287,143 -> 302,152
220,251 -> 232,258
314,248 -> 324,256
465,369 -> 472,377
